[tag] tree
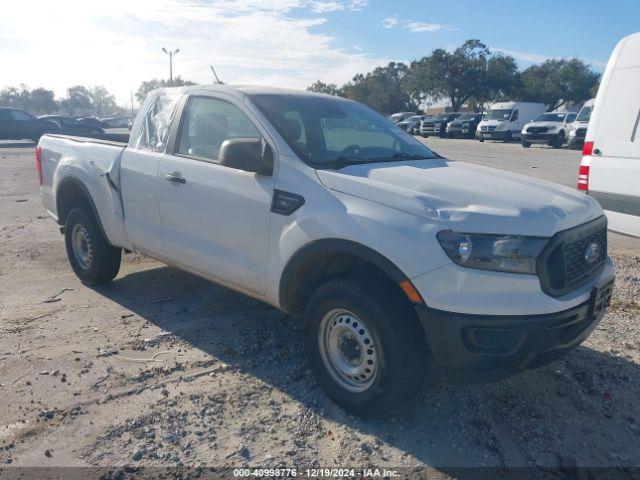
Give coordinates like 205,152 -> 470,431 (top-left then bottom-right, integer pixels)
89,86 -> 118,116
135,76 -> 196,103
417,40 -> 493,112
307,81 -> 340,96
0,85 -> 58,113
28,88 -> 57,113
520,59 -> 600,111
339,62 -> 416,115
61,86 -> 93,115
483,55 -> 521,103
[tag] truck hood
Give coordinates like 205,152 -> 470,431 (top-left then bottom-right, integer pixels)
316,159 -> 602,237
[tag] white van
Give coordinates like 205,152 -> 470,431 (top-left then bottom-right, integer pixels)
477,102 -> 546,142
578,32 -> 640,237
568,98 -> 595,149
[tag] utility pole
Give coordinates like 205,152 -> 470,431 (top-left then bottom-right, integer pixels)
162,47 -> 180,83
210,65 -> 222,84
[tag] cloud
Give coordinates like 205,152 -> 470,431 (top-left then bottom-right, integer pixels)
381,16 -> 453,33
381,17 -> 400,29
493,47 -> 607,69
405,21 -> 451,33
0,0 -> 381,105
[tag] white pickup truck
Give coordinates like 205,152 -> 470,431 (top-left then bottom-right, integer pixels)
37,85 -> 614,416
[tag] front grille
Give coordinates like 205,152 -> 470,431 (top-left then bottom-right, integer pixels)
527,126 -> 549,133
449,123 -> 461,129
538,216 -> 607,297
422,122 -> 434,128
575,128 -> 587,139
481,125 -> 496,132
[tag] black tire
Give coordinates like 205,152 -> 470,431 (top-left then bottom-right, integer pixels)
64,207 -> 121,285
303,275 -> 428,417
521,139 -> 531,148
552,132 -> 565,149
478,137 -> 485,142
503,130 -> 513,143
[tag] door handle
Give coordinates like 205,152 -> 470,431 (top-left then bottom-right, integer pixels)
165,172 -> 186,184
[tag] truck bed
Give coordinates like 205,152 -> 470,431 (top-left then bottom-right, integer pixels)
39,134 -> 131,249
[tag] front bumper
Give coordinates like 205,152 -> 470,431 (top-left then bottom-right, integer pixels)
478,129 -> 509,140
522,132 -> 561,143
415,274 -> 614,382
447,127 -> 473,138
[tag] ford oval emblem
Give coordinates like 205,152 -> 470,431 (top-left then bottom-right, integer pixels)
584,243 -> 601,264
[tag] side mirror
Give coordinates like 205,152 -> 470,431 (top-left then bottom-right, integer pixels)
219,138 -> 273,176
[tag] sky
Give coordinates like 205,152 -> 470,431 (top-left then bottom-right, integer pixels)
1,0 -> 639,107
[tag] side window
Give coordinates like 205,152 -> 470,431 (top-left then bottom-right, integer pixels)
510,110 -> 519,122
132,90 -> 182,152
11,110 -> 31,121
565,113 -> 577,123
0,110 -> 11,120
177,97 -> 260,162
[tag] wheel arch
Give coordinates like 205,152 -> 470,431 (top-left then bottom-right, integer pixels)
56,175 -> 107,239
278,238 -> 414,316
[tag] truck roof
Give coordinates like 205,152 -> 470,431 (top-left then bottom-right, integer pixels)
151,84 -> 341,101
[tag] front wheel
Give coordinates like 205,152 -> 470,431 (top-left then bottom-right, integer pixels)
478,137 -> 485,143
503,131 -> 513,143
521,139 -> 531,148
65,208 -> 121,285
303,276 -> 428,417
551,132 -> 565,149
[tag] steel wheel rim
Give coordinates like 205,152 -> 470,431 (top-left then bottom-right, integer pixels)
71,223 -> 93,270
318,309 -> 378,393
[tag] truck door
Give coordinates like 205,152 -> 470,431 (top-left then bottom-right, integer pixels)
119,92 -> 179,257
157,95 -> 274,296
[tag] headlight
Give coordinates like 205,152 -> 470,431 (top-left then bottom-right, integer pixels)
437,231 -> 548,274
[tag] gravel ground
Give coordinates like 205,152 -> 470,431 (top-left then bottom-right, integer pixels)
0,140 -> 639,477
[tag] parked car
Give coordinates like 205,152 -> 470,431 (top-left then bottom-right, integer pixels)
578,32 -> 640,237
0,108 -> 59,141
39,115 -> 105,137
420,112 -> 461,138
477,102 -> 546,142
397,115 -> 425,134
100,117 -> 131,128
78,117 -> 109,129
388,112 -> 415,124
37,85 -> 614,416
521,111 -> 577,148
446,113 -> 483,139
568,99 -> 595,150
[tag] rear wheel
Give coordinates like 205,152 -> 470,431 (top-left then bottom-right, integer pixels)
64,207 -> 121,285
303,276 -> 428,417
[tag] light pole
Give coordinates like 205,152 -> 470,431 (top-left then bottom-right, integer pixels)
162,47 -> 180,83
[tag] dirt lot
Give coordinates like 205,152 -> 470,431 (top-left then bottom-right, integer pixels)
1,139 -> 639,476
